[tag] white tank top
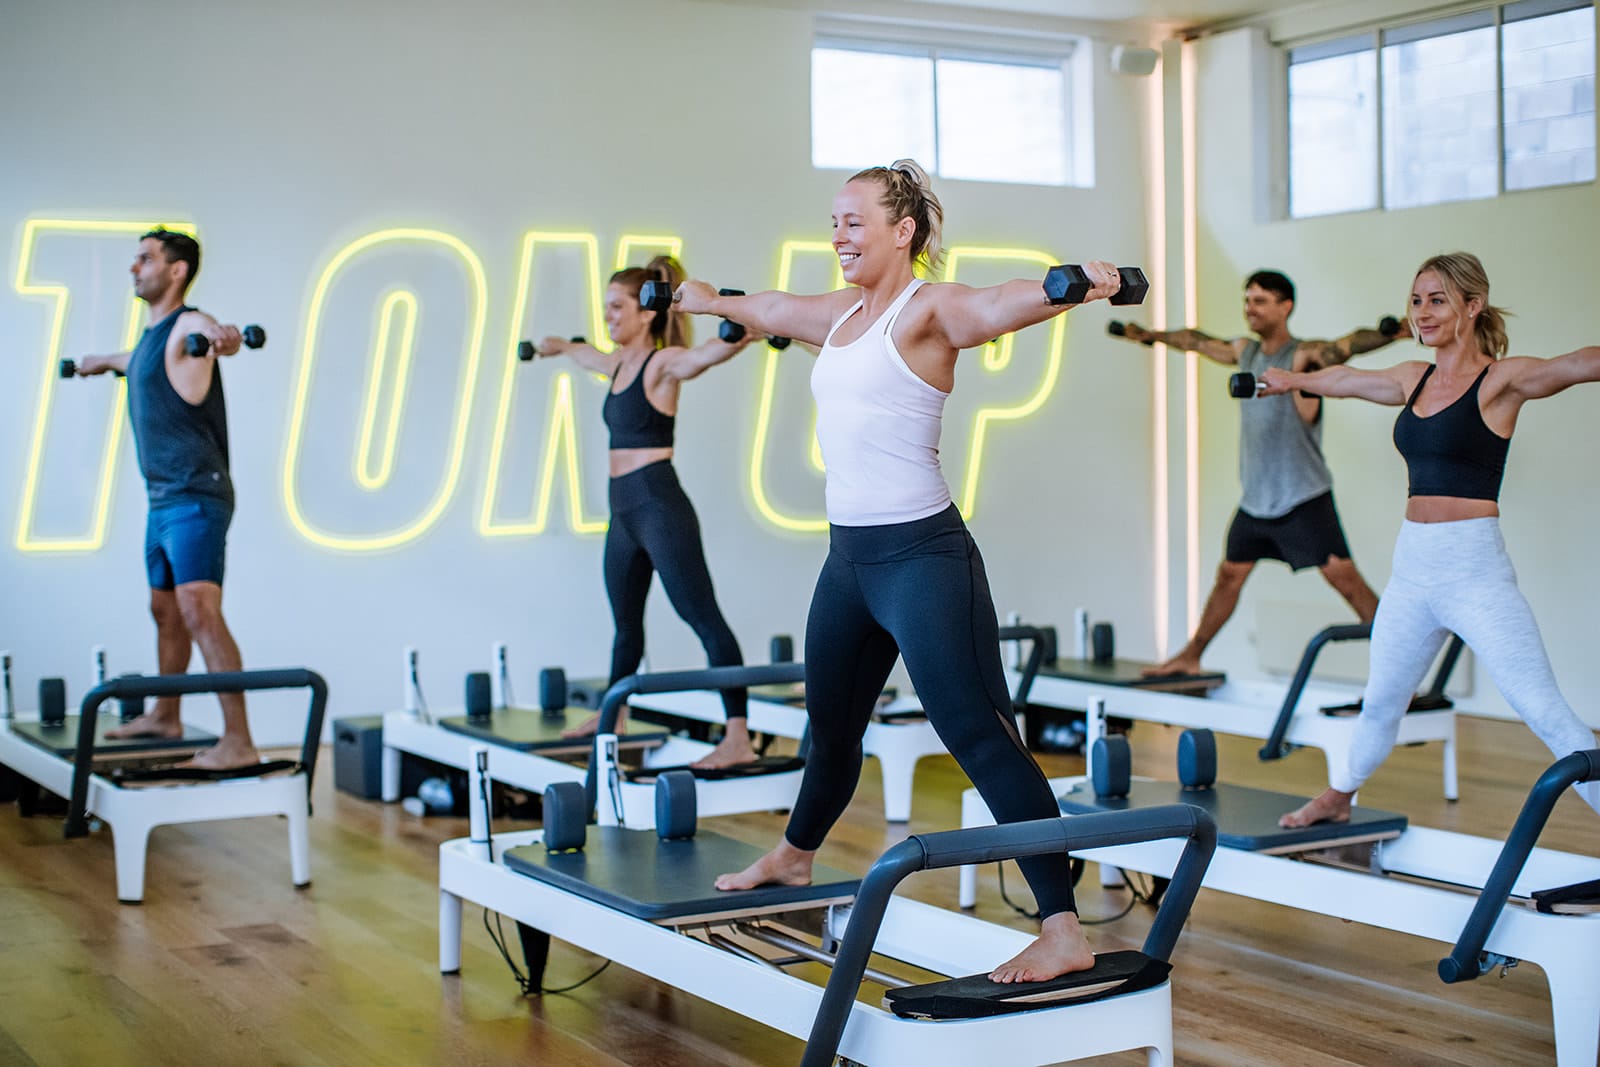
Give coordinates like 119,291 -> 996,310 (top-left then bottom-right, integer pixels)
811,278 -> 952,526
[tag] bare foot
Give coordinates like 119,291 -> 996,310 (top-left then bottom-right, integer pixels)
1141,652 -> 1201,678
560,708 -> 629,739
105,712 -> 183,740
714,839 -> 814,892
690,725 -> 758,770
1279,787 -> 1354,828
179,737 -> 262,771
990,911 -> 1096,983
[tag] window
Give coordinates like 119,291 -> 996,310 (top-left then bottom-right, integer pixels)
1287,1 -> 1594,217
810,22 -> 1089,187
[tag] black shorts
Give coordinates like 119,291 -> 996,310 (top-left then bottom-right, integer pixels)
1225,491 -> 1351,571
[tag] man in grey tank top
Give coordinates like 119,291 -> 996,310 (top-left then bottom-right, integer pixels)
1112,270 -> 1407,677
67,231 -> 261,770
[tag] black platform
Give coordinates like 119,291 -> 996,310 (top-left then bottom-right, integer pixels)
1039,657 -> 1225,694
503,827 -> 860,922
1057,779 -> 1407,852
624,755 -> 805,783
9,716 -> 217,757
439,707 -> 668,753
885,949 -> 1169,1019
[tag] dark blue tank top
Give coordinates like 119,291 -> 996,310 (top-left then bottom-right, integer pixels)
602,350 -> 675,450
127,306 -> 233,505
1392,364 -> 1508,501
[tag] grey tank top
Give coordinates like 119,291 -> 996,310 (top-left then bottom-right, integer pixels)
1237,337 -> 1330,519
127,306 -> 234,506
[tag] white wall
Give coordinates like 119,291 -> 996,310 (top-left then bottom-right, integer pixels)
0,0 -> 1162,737
1185,22 -> 1600,725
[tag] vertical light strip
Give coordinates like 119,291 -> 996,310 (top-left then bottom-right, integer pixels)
14,218 -> 196,552
1146,60 -> 1171,656
1182,39 -> 1202,632
354,290 -> 419,489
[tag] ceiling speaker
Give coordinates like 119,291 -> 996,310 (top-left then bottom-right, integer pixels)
1110,45 -> 1160,77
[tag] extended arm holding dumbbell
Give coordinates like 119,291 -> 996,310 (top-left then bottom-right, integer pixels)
62,351 -> 132,378
1106,321 -> 1245,365
1258,361 -> 1420,406
525,337 -> 613,375
674,282 -> 855,350
1293,315 -> 1411,371
930,261 -> 1138,350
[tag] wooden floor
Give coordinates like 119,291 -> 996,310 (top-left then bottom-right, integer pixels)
0,715 -> 1594,1066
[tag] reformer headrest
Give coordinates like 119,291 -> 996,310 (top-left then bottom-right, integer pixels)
543,781 -> 587,852
654,770 -> 697,841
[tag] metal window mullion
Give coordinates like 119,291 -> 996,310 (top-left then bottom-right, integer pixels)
1495,3 -> 1507,194
1375,29 -> 1388,210
930,47 -> 943,175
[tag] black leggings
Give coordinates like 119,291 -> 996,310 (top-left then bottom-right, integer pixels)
786,504 -> 1074,917
605,461 -> 745,720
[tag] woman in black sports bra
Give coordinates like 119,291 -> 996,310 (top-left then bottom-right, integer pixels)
1258,251 -> 1600,827
532,255 -> 761,769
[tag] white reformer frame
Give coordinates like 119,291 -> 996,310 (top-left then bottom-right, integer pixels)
958,700 -> 1600,1066
438,747 -> 1221,1067
381,646 -> 805,828
0,656 -> 323,904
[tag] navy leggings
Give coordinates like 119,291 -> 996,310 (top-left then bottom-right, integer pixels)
785,504 -> 1074,917
605,461 -> 745,720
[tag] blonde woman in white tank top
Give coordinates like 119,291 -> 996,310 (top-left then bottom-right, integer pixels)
675,161 -> 1124,984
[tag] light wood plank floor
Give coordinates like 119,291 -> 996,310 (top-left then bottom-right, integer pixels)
0,714 -> 1594,1066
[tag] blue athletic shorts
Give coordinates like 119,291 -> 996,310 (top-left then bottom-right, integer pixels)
144,496 -> 232,589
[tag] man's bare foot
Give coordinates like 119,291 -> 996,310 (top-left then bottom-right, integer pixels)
990,911 -> 1096,983
1141,652 -> 1201,678
178,737 -> 262,771
714,839 -> 814,892
690,726 -> 758,770
1279,787 -> 1354,828
560,709 -> 629,739
104,712 -> 183,740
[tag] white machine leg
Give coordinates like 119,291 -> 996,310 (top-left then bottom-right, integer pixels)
1144,1004 -> 1173,1067
1544,950 -> 1600,1067
468,745 -> 491,855
114,820 -> 153,904
1442,732 -> 1460,801
958,788 -> 992,909
1084,698 -> 1124,888
876,747 -> 918,823
381,743 -> 402,803
439,888 -> 463,974
287,794 -> 311,887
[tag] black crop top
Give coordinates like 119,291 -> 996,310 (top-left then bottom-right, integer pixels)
1391,365 -> 1509,501
603,350 -> 675,449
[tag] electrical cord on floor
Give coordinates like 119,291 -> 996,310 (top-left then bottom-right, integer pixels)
995,862 -> 1158,926
482,909 -> 610,996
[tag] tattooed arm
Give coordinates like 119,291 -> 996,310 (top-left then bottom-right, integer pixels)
1295,316 -> 1411,371
1112,322 -> 1245,365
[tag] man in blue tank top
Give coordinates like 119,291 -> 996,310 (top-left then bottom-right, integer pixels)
68,230 -> 260,770
1112,270 -> 1406,677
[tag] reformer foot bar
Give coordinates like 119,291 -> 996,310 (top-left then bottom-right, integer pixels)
0,662 -> 327,903
1004,620 -> 1461,801
382,654 -> 809,828
576,626 -> 1055,823
959,708 -> 1600,1065
438,747 -> 1217,1067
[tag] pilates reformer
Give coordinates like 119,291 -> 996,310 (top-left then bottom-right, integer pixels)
437,739 -> 1218,1067
380,647 -> 809,827
1003,619 -> 1463,800
0,651 -> 327,903
959,697 -> 1600,1066
567,626 -> 1055,823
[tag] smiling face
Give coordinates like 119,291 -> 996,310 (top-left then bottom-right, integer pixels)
1242,284 -> 1292,336
830,178 -> 913,286
604,281 -> 655,347
1409,269 -> 1482,351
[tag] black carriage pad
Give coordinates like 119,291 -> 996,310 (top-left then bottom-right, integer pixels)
9,716 -> 216,757
1056,779 -> 1407,852
624,755 -> 805,783
109,759 -> 299,786
503,827 -> 860,923
439,708 -> 668,753
885,950 -> 1170,1019
1038,658 -> 1225,694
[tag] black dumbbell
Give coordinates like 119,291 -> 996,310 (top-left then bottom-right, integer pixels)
1044,265 -> 1150,307
1107,320 -> 1154,346
184,324 -> 266,358
639,280 -> 674,312
1379,315 -> 1402,339
516,336 -> 586,362
1230,371 -> 1319,401
59,358 -> 124,379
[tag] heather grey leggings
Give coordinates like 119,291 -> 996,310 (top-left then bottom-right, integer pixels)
1336,518 -> 1599,814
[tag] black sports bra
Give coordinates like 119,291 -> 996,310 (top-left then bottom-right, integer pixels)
603,350 -> 675,450
1392,364 -> 1509,501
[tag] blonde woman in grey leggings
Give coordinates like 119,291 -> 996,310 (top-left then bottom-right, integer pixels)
1257,252 -> 1600,828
